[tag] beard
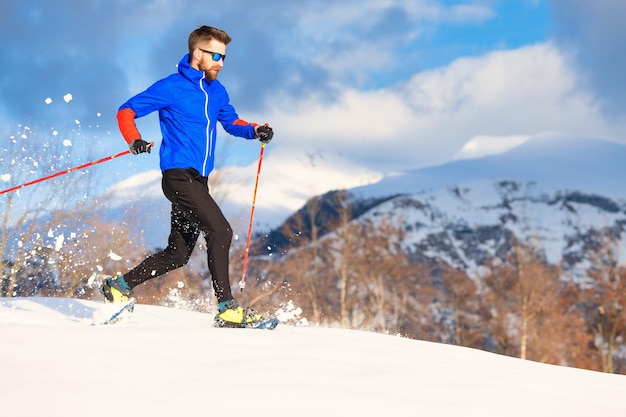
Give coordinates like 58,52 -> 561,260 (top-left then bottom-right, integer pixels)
203,65 -> 221,81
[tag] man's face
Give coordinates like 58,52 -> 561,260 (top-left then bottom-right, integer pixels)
197,39 -> 226,81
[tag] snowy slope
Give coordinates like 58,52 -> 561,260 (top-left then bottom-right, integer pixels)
1,297 -> 626,417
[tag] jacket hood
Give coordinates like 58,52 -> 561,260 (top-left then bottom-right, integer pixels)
178,54 -> 205,84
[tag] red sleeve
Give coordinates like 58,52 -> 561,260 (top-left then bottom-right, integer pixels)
117,108 -> 141,144
233,118 -> 258,128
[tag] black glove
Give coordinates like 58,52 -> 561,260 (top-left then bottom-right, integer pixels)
256,125 -> 273,144
129,139 -> 151,155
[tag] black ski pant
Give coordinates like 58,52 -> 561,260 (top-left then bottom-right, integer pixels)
123,168 -> 234,304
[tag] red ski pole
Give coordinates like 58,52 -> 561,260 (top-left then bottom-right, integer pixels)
0,143 -> 152,196
239,142 -> 266,292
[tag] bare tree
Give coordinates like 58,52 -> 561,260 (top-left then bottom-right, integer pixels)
510,239 -> 558,360
335,192 -> 354,327
580,228 -> 626,373
355,216 -> 413,333
436,264 -> 482,347
480,258 -> 519,356
272,196 -> 325,323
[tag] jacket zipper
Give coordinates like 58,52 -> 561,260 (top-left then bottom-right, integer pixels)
199,75 -> 211,176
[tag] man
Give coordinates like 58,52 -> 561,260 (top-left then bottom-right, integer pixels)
101,25 -> 273,328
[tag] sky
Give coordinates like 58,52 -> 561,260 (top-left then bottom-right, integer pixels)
1,1 -> 626,226
2,296 -> 626,416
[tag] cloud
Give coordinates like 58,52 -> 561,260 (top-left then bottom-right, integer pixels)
549,0 -> 626,118
263,43 -> 617,174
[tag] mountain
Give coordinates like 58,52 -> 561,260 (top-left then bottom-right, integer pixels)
258,136 -> 626,277
1,296 -> 625,417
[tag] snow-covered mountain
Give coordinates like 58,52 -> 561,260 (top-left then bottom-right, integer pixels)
359,180 -> 624,276
259,136 -> 626,276
1,297 -> 625,417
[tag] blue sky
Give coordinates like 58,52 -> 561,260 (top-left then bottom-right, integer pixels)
1,1 -> 625,226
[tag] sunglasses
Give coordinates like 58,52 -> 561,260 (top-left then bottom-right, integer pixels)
199,49 -> 226,62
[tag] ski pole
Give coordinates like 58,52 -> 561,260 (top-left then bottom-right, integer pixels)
0,143 -> 153,196
239,142 -> 266,292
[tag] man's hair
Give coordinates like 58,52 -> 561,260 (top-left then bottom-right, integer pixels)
188,25 -> 232,54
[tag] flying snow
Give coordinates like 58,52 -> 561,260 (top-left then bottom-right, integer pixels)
54,235 -> 65,252
63,140 -> 72,147
108,251 -> 122,261
0,174 -> 10,183
45,98 -> 52,104
63,93 -> 73,103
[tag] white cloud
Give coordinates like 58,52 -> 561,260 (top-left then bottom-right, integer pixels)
265,42 -> 621,175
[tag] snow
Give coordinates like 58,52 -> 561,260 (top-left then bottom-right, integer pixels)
107,250 -> 122,261
53,234 -> 64,252
63,93 -> 73,103
1,297 -> 625,417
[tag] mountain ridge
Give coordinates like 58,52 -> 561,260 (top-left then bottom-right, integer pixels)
353,135 -> 626,200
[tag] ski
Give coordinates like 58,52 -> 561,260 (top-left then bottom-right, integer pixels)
99,299 -> 135,325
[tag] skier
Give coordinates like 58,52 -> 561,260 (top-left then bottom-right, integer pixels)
101,25 -> 273,327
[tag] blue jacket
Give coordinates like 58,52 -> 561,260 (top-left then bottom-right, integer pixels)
119,54 -> 257,176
